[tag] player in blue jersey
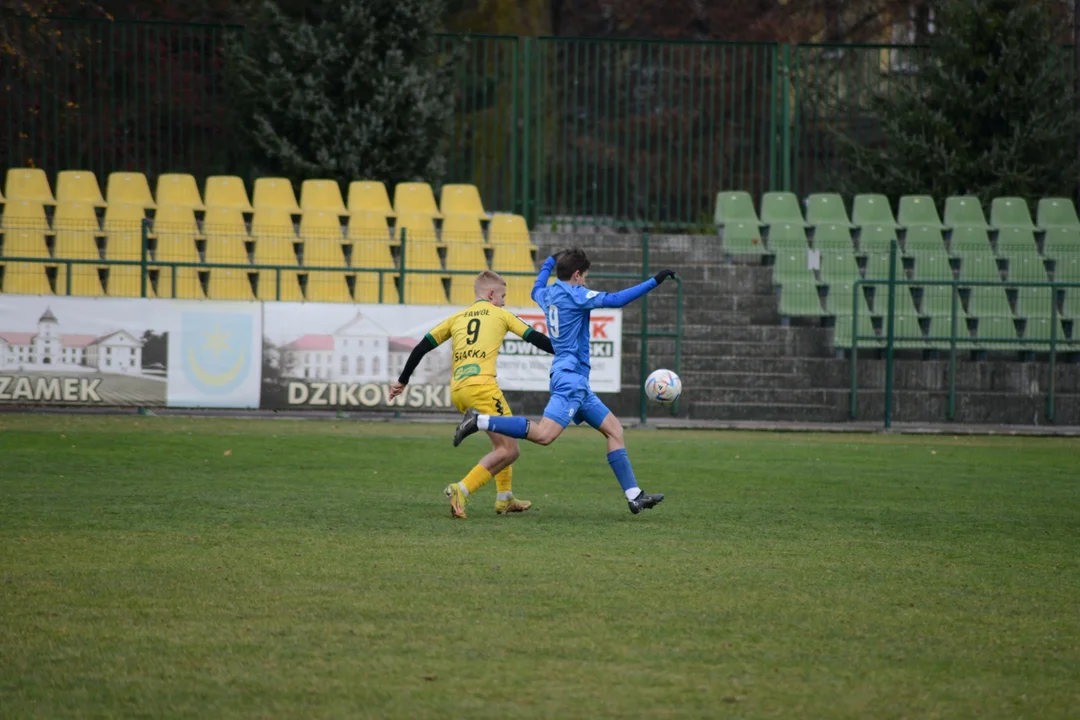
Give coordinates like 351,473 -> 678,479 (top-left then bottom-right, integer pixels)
452,247 -> 676,514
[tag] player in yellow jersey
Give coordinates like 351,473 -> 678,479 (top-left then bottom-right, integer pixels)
389,270 -> 555,518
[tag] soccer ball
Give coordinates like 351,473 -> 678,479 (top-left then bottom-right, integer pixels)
645,368 -> 682,404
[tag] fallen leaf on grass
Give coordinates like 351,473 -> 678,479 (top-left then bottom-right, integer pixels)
224,449 -> 232,456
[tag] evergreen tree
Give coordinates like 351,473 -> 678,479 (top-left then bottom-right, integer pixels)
228,0 -> 458,187
835,0 -> 1079,205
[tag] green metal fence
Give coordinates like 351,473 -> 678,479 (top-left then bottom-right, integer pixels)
3,17 -> 1053,229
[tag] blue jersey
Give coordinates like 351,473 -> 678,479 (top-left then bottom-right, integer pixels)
534,280 -> 610,376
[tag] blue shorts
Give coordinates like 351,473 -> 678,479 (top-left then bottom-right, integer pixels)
542,371 -> 611,429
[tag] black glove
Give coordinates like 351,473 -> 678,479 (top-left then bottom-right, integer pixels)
653,269 -> 676,284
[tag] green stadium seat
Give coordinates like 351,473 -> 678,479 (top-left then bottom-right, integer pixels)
904,225 -> 946,255
852,194 -> 899,228
812,223 -> 854,250
806,193 -> 853,228
1021,316 -> 1067,352
1055,255 -> 1080,281
1037,198 -> 1080,229
1043,228 -> 1080,258
858,224 -> 899,255
720,221 -> 765,255
773,250 -> 815,285
871,285 -> 920,318
949,226 -> 991,255
778,281 -> 824,317
944,196 -> 989,229
834,312 -> 882,349
714,191 -> 760,226
967,286 -> 1012,317
864,252 -> 898,281
766,222 -> 808,251
760,192 -> 808,227
920,285 -> 964,318
819,250 -> 859,284
1006,255 -> 1048,282
990,197 -> 1034,229
898,195 -> 944,228
975,316 -> 1019,351
892,313 -> 928,349
1062,290 -> 1080,318
912,252 -> 953,281
995,227 -> 1041,268
925,314 -> 977,350
824,280 -> 871,317
956,250 -> 1000,281
1015,286 -> 1055,318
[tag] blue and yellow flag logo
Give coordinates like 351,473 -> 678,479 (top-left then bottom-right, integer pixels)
181,312 -> 253,396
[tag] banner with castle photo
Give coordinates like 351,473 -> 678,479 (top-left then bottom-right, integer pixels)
261,303 -> 622,410
0,296 -> 262,408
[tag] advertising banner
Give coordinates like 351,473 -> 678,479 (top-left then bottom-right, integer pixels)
261,303 -> 622,410
0,296 -> 262,408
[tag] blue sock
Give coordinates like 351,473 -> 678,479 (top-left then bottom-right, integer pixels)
607,449 -> 639,494
484,415 -> 529,439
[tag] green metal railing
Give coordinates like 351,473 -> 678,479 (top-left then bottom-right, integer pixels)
1,17 -> 958,229
845,239 -> 1080,427
0,219 -> 683,414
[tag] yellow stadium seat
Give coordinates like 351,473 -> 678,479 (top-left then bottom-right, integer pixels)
205,234 -> 249,265
55,170 -> 106,206
488,213 -> 534,247
5,168 -> 55,205
449,276 -> 479,305
253,237 -> 302,302
155,235 -> 199,264
403,275 -> 448,305
347,210 -> 393,242
440,184 -> 488,218
253,177 -> 300,212
2,228 -> 50,258
0,184 -> 5,203
203,207 -> 250,266
105,226 -> 144,262
103,202 -> 147,233
354,272 -> 399,304
156,173 -> 206,210
253,237 -> 298,266
491,244 -> 536,273
445,239 -> 488,272
53,201 -> 101,232
300,179 -> 348,214
153,204 -> 201,236
303,238 -> 347,268
351,236 -> 395,269
57,264 -> 105,297
394,182 -> 442,218
2,199 -> 50,231
504,276 -> 535,307
348,181 -> 395,218
105,266 -> 153,298
2,261 -> 53,295
251,207 -> 297,239
396,212 -> 442,269
106,172 -> 155,208
203,206 -> 248,233
299,210 -> 344,238
204,176 -> 253,211
155,266 -> 203,299
441,213 -> 485,245
255,268 -> 304,302
207,269 -> 255,301
305,272 -> 353,302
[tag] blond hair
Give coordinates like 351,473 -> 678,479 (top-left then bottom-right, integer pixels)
474,270 -> 506,297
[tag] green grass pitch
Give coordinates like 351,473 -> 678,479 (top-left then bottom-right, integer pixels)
2,415 -> 1079,719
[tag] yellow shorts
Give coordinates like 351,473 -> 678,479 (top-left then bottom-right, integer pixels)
452,383 -> 512,416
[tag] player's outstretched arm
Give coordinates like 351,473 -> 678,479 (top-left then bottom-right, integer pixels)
531,254 -> 558,306
388,335 -> 437,399
599,269 -> 677,308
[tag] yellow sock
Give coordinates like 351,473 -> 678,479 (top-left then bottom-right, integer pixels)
460,464 -> 493,495
495,466 -> 513,497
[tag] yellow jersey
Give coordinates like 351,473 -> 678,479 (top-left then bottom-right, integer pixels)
426,300 -> 535,391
